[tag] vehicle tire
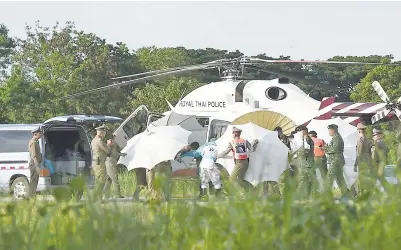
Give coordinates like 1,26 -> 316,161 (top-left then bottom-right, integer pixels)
10,177 -> 30,200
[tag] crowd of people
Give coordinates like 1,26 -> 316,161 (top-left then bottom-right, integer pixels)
25,120 -> 392,201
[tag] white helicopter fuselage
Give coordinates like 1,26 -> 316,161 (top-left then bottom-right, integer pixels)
171,78 -> 321,125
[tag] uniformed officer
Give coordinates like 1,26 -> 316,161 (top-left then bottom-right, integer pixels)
354,122 -> 373,194
294,126 -> 318,198
217,127 -> 258,196
146,161 -> 172,201
372,128 -> 390,191
104,135 -> 126,198
28,127 -> 43,198
308,131 -> 328,180
91,124 -> 110,200
324,124 -> 348,195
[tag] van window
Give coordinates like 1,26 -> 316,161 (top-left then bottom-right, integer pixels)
0,130 -> 32,153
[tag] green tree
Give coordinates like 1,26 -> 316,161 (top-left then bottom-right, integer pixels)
0,21 -> 140,123
350,65 -> 401,164
0,23 -> 16,76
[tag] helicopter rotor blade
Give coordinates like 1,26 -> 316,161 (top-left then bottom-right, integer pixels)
111,59 -> 228,80
62,60 -> 235,99
244,65 -> 343,91
246,58 -> 400,65
371,81 -> 390,103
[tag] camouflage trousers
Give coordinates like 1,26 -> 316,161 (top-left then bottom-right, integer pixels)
315,156 -> 328,179
262,181 -> 281,197
298,165 -> 318,198
325,160 -> 348,195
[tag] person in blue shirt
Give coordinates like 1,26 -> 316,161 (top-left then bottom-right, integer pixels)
178,138 -> 222,201
176,140 -> 217,198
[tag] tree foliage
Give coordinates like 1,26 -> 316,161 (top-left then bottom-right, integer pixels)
0,22 -> 400,162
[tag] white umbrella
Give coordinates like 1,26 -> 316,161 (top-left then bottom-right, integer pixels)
125,126 -> 191,171
117,132 -> 145,168
216,122 -> 289,185
307,117 -> 358,188
245,131 -> 289,186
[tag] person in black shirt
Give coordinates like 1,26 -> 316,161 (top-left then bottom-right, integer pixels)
274,126 -> 291,150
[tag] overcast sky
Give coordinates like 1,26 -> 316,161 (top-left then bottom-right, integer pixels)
1,1 -> 400,60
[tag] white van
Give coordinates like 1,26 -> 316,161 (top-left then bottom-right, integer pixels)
0,115 -> 122,199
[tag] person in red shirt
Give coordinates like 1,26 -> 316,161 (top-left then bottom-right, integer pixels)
308,131 -> 328,180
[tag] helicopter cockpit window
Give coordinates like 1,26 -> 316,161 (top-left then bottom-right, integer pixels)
265,87 -> 287,101
208,119 -> 230,140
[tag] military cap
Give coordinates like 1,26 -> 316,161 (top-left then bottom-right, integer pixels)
296,125 -> 308,132
31,127 -> 41,133
373,128 -> 382,136
356,123 -> 367,129
95,124 -> 106,131
327,124 -> 338,130
232,127 -> 242,133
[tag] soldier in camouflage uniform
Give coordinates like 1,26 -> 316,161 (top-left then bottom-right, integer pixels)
324,124 -> 348,195
371,128 -> 390,191
294,126 -> 317,198
354,123 -> 373,194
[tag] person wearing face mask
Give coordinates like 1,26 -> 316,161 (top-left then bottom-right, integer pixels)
294,126 -> 317,198
354,123 -> 373,195
324,124 -> 348,196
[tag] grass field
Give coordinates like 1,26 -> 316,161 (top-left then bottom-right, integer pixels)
1,171 -> 400,249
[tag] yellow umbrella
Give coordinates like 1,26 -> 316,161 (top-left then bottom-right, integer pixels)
232,111 -> 297,136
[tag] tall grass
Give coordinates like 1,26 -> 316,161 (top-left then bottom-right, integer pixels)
1,170 -> 401,249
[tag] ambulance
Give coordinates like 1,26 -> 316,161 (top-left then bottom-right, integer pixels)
0,115 -> 122,200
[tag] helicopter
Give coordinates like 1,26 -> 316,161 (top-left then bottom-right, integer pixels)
63,56 -> 400,148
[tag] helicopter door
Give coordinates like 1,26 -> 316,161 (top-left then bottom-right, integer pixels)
113,105 -> 150,149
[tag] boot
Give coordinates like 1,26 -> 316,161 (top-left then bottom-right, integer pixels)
198,188 -> 209,202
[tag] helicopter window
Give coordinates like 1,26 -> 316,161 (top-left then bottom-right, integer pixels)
265,87 -> 287,101
254,101 -> 259,108
208,119 -> 230,140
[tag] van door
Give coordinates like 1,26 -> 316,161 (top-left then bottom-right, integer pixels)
113,105 -> 150,149
207,118 -> 230,141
